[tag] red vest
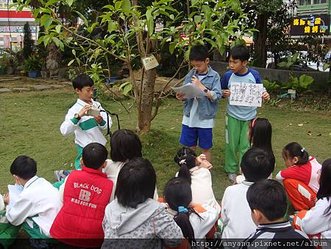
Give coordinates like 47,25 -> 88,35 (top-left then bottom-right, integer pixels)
50,166 -> 113,247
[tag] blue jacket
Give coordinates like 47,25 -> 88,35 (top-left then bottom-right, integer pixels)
183,66 -> 221,120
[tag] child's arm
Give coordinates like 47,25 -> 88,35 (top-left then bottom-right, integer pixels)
6,196 -> 33,226
60,105 -> 91,135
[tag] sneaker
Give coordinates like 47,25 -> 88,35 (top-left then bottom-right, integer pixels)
236,174 -> 245,184
228,173 -> 237,184
54,170 -> 71,182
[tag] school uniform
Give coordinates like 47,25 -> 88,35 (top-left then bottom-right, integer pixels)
276,157 -> 322,210
6,176 -> 61,237
50,166 -> 113,248
221,181 -> 256,239
60,99 -> 111,169
239,221 -> 314,249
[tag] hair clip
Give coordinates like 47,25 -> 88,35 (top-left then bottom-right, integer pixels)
301,147 -> 305,153
178,206 -> 188,213
179,159 -> 186,165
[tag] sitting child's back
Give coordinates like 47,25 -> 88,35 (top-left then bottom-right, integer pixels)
50,143 -> 113,248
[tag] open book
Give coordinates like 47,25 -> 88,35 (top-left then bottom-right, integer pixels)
172,83 -> 206,99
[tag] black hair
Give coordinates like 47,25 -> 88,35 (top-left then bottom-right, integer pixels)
173,147 -> 197,184
164,177 -> 199,243
115,157 -> 156,208
246,179 -> 287,221
72,74 -> 94,90
282,142 -> 309,165
110,129 -> 142,162
250,118 -> 275,167
189,44 -> 209,61
240,147 -> 275,182
82,143 -> 108,170
10,155 -> 37,180
230,45 -> 250,61
317,158 -> 331,215
250,118 -> 273,153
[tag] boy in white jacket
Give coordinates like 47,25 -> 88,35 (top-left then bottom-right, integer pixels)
60,74 -> 111,169
220,147 -> 275,240
2,156 -> 61,246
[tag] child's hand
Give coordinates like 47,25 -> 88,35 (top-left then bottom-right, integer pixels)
78,105 -> 92,117
191,76 -> 204,91
197,154 -> 213,170
262,91 -> 270,101
222,89 -> 231,98
3,193 -> 9,205
176,92 -> 186,100
94,115 -> 104,124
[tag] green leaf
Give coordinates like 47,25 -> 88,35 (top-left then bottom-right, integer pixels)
46,0 -> 59,7
146,8 -> 154,36
121,0 -> 131,13
169,42 -> 176,54
66,0 -> 74,7
40,14 -> 52,28
323,63 -> 329,71
68,59 -> 75,66
55,25 -> 61,33
52,37 -> 64,51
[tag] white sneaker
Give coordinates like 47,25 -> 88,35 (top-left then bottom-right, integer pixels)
228,173 -> 237,184
236,174 -> 245,184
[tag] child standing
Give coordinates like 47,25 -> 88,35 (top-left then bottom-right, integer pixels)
50,143 -> 113,248
221,45 -> 269,183
4,156 -> 61,240
60,74 -> 111,169
221,147 -> 274,239
176,44 -> 221,162
241,179 -> 313,249
102,157 -> 183,249
275,142 -> 322,211
174,147 -> 220,214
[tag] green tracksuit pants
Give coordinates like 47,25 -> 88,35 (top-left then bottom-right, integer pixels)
224,115 -> 251,174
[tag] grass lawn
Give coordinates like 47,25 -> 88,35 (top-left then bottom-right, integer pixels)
1,84 -> 331,202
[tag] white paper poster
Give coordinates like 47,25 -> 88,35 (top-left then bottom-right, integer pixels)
229,82 -> 264,107
172,83 -> 205,99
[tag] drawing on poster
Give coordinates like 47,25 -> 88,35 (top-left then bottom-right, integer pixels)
229,82 -> 264,107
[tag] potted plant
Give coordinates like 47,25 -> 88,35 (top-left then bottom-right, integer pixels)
24,55 -> 42,78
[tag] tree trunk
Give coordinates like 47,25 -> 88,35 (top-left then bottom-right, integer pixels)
137,68 -> 157,133
254,13 -> 268,68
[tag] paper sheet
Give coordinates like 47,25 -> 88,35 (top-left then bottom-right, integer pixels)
7,184 -> 23,208
229,82 -> 264,107
172,83 -> 206,99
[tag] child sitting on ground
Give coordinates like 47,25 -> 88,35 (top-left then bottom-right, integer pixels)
102,157 -> 183,249
2,156 -> 61,247
236,117 -> 275,184
103,129 -> 142,201
275,142 -> 322,211
163,177 -> 219,245
241,179 -> 313,249
50,143 -> 113,248
293,158 -> 331,244
221,147 -> 275,239
174,147 -> 220,214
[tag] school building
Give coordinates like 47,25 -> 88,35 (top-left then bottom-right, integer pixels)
0,0 -> 37,51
